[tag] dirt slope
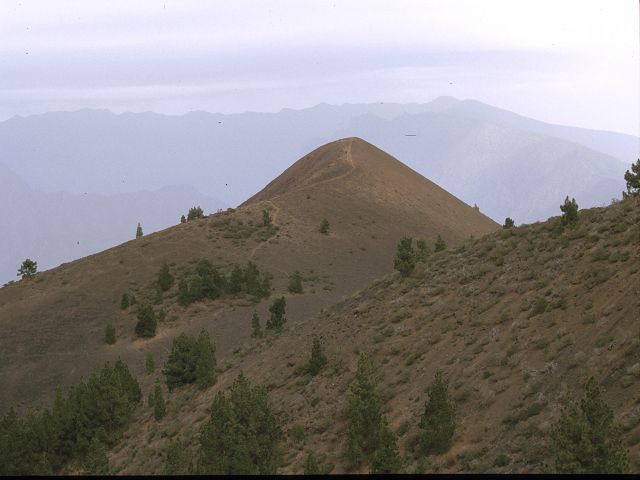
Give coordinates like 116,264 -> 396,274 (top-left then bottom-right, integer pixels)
0,137 -> 497,412
108,195 -> 640,474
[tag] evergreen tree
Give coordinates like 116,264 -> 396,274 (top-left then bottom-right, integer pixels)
560,196 -> 579,226
177,279 -> 191,307
394,237 -> 416,277
198,374 -> 282,474
145,352 -> 155,374
288,271 -> 304,294
187,206 -> 204,221
153,382 -> 166,421
503,217 -> 515,229
120,293 -> 130,310
195,330 -> 217,389
307,336 -> 327,376
420,370 -> 456,455
346,354 -> 383,465
623,158 -> 640,196
82,437 -> 109,475
135,304 -> 157,338
262,209 -> 272,227
266,297 -> 286,331
251,310 -> 263,338
370,420 -> 402,474
136,222 -> 143,238
228,264 -> 244,294
180,215 -> 186,224
416,239 -> 431,262
157,263 -> 174,292
104,324 -> 116,345
550,376 -> 629,473
17,258 -> 37,279
163,334 -> 199,391
165,440 -> 192,475
303,452 -> 321,474
434,235 -> 447,252
319,218 -> 330,234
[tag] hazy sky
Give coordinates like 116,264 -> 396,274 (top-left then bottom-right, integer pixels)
1,0 -> 638,135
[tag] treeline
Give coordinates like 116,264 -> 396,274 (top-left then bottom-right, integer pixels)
178,259 -> 271,307
0,360 -> 141,475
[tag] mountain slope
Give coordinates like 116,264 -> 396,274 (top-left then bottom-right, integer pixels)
108,194 -> 640,474
332,112 -> 628,223
0,138 -> 497,412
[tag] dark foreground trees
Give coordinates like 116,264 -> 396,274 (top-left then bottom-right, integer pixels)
346,354 -> 401,473
0,360 -> 141,475
420,370 -> 456,455
198,374 -> 282,474
550,376 -> 628,473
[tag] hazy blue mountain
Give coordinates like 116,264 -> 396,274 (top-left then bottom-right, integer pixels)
0,97 -> 635,228
325,111 -> 629,223
0,163 -> 224,284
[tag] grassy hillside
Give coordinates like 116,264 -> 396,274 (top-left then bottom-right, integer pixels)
0,138 -> 497,413
107,194 -> 639,474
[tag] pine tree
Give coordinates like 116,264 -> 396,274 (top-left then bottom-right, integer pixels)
623,158 -> 640,196
153,382 -> 166,421
303,452 -> 321,474
266,297 -> 286,332
262,209 -> 272,227
346,354 -> 383,465
163,334 -> 199,391
198,374 -> 282,474
104,324 -> 116,345
307,336 -> 327,376
145,353 -> 155,374
550,376 -> 629,473
503,217 -> 515,229
17,258 -> 37,279
416,239 -> 431,262
319,218 -> 330,234
288,271 -> 303,294
180,215 -> 186,224
420,370 -> 455,455
135,222 -> 143,238
177,279 -> 191,307
135,304 -> 157,338
195,330 -> 217,389
165,440 -> 192,475
82,437 -> 109,475
187,206 -> 204,220
394,237 -> 416,277
251,310 -> 263,338
157,263 -> 174,292
228,264 -> 244,294
120,293 -> 130,310
370,420 -> 402,474
560,196 -> 579,226
434,235 -> 447,252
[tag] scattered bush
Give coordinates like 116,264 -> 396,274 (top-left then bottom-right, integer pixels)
434,235 -> 447,252
104,324 -> 116,345
307,336 -> 327,376
319,219 -> 330,235
394,237 -> 416,277
157,263 -> 174,292
503,217 -> 515,229
163,330 -> 216,391
266,297 -> 286,332
187,206 -> 204,221
560,196 -> 579,226
288,271 -> 304,294
17,258 -> 37,279
251,310 -> 263,338
135,304 -> 157,338
420,370 -> 456,455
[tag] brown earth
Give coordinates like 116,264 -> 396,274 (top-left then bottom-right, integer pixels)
0,137 -> 497,413
107,194 -> 640,474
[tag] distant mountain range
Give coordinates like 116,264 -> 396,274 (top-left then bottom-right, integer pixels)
0,163 -> 224,284
0,97 -> 637,282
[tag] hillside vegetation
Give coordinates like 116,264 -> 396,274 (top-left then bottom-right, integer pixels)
107,194 -> 639,474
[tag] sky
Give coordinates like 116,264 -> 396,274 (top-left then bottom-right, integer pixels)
0,0 -> 638,135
